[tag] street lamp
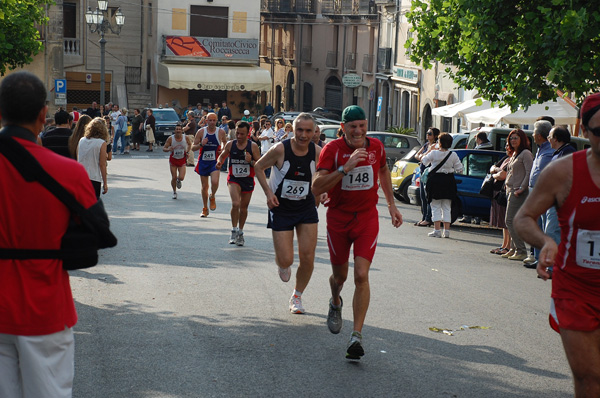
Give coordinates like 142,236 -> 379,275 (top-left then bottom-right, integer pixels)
86,1 -> 125,106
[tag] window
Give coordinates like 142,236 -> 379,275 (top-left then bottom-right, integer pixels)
63,3 -> 77,38
462,154 -> 496,178
190,6 -> 228,38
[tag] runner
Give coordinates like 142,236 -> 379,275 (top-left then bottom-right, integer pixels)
216,121 -> 261,246
163,123 -> 192,199
255,113 -> 324,314
192,113 -> 227,217
312,105 -> 403,360
514,92 -> 600,397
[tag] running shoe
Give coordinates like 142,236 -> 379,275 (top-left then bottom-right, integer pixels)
229,230 -> 237,244
201,207 -> 209,217
443,230 -> 450,238
327,297 -> 343,334
235,232 -> 245,247
278,266 -> 291,282
289,294 -> 305,314
172,192 -> 177,200
176,178 -> 182,189
428,230 -> 442,238
209,194 -> 216,211
346,331 -> 365,360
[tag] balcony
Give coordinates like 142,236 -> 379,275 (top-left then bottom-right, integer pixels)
273,42 -> 283,59
261,0 -> 315,14
362,53 -> 374,74
64,38 -> 80,55
322,0 -> 376,17
282,47 -> 295,62
259,41 -> 268,57
326,51 -> 338,69
345,52 -> 356,71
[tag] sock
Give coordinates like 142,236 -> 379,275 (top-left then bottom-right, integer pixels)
238,229 -> 243,235
293,289 -> 302,298
231,227 -> 238,232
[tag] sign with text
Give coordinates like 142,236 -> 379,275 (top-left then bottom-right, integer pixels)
342,73 -> 362,88
165,36 -> 259,60
392,66 -> 420,84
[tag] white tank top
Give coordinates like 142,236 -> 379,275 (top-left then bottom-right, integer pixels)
77,137 -> 105,182
170,134 -> 187,159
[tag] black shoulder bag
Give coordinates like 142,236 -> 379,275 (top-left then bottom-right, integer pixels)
0,135 -> 117,270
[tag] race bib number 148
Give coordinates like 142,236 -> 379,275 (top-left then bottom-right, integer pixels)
341,165 -> 374,191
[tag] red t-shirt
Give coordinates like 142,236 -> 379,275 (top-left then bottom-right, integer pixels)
553,150 -> 600,302
0,134 -> 97,336
317,137 -> 386,213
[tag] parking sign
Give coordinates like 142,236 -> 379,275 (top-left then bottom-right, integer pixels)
55,79 -> 67,94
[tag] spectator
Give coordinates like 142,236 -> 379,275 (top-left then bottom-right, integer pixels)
474,131 -> 494,150
77,117 -> 110,198
85,101 -> 101,118
264,102 -> 275,117
217,101 -> 232,121
489,142 -> 513,255
0,71 -> 97,398
131,108 -> 144,151
68,114 -> 93,159
242,109 -> 253,123
414,127 -> 440,226
40,109 -> 73,158
502,129 -> 533,261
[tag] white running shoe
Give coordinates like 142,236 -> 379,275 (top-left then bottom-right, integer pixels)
229,230 -> 237,244
443,230 -> 450,238
289,294 -> 305,314
172,192 -> 177,199
428,230 -> 441,238
176,178 -> 182,189
235,232 -> 244,246
278,266 -> 291,282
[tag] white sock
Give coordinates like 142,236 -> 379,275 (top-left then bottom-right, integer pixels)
231,227 -> 238,232
238,229 -> 243,235
293,289 -> 302,298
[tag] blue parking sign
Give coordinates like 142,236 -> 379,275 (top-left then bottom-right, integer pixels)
55,79 -> 67,94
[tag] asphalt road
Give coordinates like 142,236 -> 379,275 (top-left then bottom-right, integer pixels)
70,149 -> 572,398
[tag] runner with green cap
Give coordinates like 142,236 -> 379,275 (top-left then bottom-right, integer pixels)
313,105 -> 403,360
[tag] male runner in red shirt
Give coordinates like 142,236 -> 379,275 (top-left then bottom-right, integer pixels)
313,105 -> 403,360
515,92 -> 600,397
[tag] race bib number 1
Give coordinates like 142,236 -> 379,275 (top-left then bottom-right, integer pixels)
202,150 -> 216,161
576,229 -> 600,269
341,165 -> 374,191
281,179 -> 309,200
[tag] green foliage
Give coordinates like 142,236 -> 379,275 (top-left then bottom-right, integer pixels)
0,0 -> 54,76
386,126 -> 417,136
407,0 -> 600,110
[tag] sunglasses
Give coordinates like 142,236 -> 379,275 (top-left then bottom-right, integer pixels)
426,132 -> 433,135
587,126 -> 600,137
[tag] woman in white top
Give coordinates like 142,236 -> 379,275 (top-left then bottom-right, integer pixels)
77,117 -> 109,198
421,133 -> 464,238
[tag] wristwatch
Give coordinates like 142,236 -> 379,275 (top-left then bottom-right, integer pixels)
337,166 -> 347,176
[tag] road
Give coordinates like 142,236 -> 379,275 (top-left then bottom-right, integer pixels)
71,150 -> 572,398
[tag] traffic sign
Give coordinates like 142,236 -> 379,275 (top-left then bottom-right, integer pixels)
376,96 -> 382,117
342,73 -> 362,88
55,79 -> 67,94
55,97 -> 67,106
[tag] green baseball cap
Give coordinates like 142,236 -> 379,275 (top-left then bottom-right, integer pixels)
341,105 -> 366,123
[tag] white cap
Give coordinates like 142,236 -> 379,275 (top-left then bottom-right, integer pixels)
244,110 -> 250,116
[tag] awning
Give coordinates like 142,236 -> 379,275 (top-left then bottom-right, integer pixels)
465,97 -> 578,125
158,63 -> 272,91
432,98 -> 493,118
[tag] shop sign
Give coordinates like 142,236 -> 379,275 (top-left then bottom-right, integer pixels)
165,36 -> 259,60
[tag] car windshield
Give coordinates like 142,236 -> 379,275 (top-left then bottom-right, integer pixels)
153,110 -> 179,122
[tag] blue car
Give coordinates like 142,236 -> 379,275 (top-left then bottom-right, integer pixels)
407,149 -> 506,220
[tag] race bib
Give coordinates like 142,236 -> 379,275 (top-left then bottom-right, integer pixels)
202,150 -> 216,161
173,148 -> 185,158
281,179 -> 309,200
232,163 -> 250,177
576,229 -> 600,269
341,165 -> 374,191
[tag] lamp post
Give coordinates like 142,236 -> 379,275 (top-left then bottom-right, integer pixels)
85,1 -> 125,106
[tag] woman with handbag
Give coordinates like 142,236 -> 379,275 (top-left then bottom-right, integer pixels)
421,133 -> 463,238
414,127 -> 440,226
489,142 -> 513,255
503,129 -> 533,260
77,117 -> 110,198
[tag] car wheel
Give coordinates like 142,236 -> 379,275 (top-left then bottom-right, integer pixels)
393,191 -> 403,201
399,178 -> 412,203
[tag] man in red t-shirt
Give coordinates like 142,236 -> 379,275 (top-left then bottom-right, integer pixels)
515,92 -> 600,397
313,105 -> 403,360
0,72 -> 97,397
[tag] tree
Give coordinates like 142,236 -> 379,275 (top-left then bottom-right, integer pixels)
0,0 -> 53,76
406,0 -> 600,110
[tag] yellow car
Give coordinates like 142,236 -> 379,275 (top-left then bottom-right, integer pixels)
390,147 -> 420,202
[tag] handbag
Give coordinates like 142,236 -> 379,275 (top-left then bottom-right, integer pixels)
422,152 -> 452,187
494,185 -> 508,206
479,173 -> 495,197
0,133 -> 117,270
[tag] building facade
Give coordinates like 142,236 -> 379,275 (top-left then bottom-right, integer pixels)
153,0 -> 269,119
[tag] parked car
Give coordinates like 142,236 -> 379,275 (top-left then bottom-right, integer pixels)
390,147 -> 421,202
320,124 -> 341,142
147,108 -> 180,144
407,149 -> 506,221
450,133 -> 469,149
366,132 -> 421,170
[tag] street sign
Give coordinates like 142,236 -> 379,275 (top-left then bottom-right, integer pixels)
56,93 -> 66,99
86,74 -> 92,84
376,96 -> 382,117
55,79 -> 67,93
55,97 -> 67,106
342,73 -> 362,88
